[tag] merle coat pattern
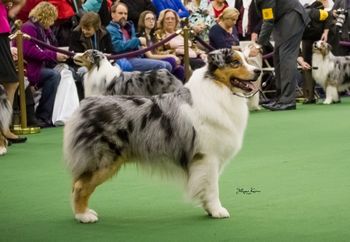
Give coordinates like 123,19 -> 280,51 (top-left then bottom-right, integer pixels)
73,50 -> 183,97
64,48 -> 261,223
312,40 -> 350,104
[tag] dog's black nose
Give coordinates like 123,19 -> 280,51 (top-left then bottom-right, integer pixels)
254,69 -> 261,75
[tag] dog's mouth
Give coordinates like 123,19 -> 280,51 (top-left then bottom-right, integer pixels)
73,56 -> 85,66
230,78 -> 258,96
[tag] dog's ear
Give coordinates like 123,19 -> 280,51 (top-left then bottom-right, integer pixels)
208,48 -> 233,69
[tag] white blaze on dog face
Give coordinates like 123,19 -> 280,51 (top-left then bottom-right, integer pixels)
208,49 -> 260,95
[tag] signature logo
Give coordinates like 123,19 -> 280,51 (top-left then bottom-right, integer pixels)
236,187 -> 261,195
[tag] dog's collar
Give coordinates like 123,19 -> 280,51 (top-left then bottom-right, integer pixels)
232,89 -> 259,98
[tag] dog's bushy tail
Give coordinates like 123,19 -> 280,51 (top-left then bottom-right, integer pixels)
0,84 -> 12,133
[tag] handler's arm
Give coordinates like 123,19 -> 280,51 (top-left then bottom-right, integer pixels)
255,0 -> 275,46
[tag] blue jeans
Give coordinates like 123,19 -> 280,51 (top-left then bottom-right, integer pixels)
128,57 -> 172,72
36,68 -> 60,124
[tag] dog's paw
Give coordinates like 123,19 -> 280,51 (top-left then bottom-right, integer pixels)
208,207 -> 230,219
323,99 -> 332,105
75,209 -> 99,223
0,147 -> 7,156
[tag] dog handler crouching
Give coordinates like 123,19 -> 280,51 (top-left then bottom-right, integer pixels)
251,0 -> 310,111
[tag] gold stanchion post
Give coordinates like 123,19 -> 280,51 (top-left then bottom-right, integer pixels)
10,20 -> 40,135
182,18 -> 191,82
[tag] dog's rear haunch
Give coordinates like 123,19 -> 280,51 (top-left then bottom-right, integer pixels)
64,48 -> 261,223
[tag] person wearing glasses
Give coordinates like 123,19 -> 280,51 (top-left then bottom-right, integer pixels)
138,10 -> 185,81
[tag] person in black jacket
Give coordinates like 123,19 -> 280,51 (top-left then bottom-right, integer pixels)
69,11 -> 113,54
120,0 -> 156,30
252,0 -> 310,111
298,1 -> 331,104
69,12 -> 114,99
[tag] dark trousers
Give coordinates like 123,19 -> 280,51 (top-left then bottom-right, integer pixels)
274,29 -> 304,104
301,39 -> 315,100
35,68 -> 60,124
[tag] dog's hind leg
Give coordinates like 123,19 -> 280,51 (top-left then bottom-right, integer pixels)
72,159 -> 124,223
187,156 -> 230,219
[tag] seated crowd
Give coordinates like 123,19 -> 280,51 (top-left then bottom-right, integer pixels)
1,0 -> 348,156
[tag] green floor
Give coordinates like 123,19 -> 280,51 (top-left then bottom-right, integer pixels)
1,99 -> 350,242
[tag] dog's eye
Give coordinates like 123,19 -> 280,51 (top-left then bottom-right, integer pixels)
231,60 -> 241,68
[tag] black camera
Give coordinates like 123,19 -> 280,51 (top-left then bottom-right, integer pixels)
335,8 -> 348,33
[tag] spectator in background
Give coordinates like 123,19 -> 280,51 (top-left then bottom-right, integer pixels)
187,0 -> 216,42
120,0 -> 156,30
16,0 -> 40,22
153,0 -> 190,18
48,0 -> 77,46
234,0 -> 262,41
138,10 -> 185,81
209,7 -> 241,50
327,0 -> 350,56
81,0 -> 112,27
155,9 -> 206,70
69,12 -> 113,53
0,0 -> 27,144
21,2 -> 68,127
106,2 -> 172,72
208,0 -> 229,19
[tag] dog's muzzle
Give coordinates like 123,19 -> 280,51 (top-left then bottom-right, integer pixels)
230,69 -> 261,98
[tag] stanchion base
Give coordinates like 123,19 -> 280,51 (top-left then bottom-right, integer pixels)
12,125 -> 40,135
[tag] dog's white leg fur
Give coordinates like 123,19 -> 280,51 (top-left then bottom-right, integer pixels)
324,85 -> 339,104
75,209 -> 98,223
0,146 -> 7,156
187,156 -> 230,219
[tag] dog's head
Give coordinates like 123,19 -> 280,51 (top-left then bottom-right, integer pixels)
313,40 -> 332,57
207,48 -> 261,96
73,49 -> 106,70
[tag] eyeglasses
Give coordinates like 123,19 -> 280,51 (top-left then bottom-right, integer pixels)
145,17 -> 155,21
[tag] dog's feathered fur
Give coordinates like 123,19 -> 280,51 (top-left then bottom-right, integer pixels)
0,84 -> 12,155
64,49 -> 260,223
73,50 -> 183,97
312,40 -> 350,104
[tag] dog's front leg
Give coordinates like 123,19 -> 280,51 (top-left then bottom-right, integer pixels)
187,156 -> 230,219
324,85 -> 339,104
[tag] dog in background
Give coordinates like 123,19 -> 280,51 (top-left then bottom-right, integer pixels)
0,84 -> 12,155
240,41 -> 263,111
64,48 -> 261,223
73,50 -> 183,97
312,40 -> 350,104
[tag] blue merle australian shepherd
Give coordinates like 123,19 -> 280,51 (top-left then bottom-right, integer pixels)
0,84 -> 12,155
312,40 -> 350,104
73,49 -> 183,97
64,48 -> 261,223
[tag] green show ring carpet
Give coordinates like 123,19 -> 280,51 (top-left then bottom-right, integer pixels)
1,98 -> 350,242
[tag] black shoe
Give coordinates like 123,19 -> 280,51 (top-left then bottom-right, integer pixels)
6,136 -> 27,144
264,103 -> 296,111
302,98 -> 316,104
28,117 -> 47,128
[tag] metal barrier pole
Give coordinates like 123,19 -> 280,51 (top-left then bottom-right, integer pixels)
183,19 -> 191,82
10,20 -> 40,134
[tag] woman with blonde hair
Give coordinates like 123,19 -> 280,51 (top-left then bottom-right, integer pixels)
155,9 -> 206,70
21,1 -> 69,127
208,7 -> 241,50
